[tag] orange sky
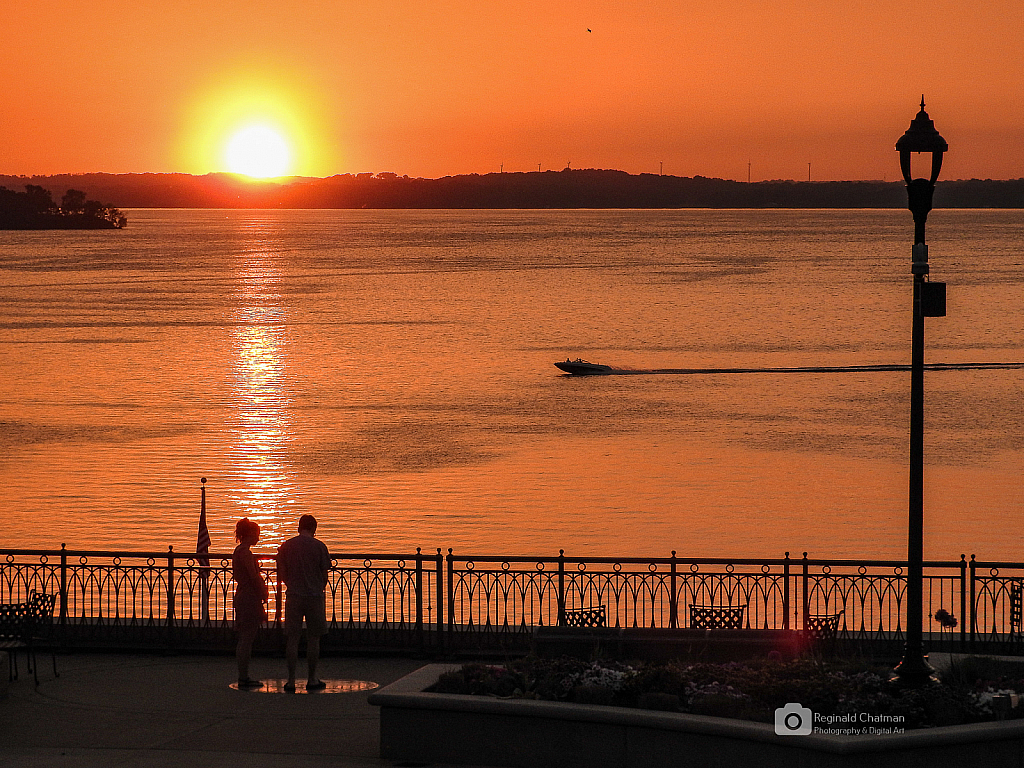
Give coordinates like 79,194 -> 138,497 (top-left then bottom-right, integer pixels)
1,0 -> 1021,180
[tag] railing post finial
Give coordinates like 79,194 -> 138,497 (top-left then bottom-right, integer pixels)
59,543 -> 69,639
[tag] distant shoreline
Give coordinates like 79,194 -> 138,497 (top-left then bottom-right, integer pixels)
2,170 -> 1023,210
0,212 -> 123,230
0,184 -> 127,229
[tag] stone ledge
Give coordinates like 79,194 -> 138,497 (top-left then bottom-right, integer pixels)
369,664 -> 1024,768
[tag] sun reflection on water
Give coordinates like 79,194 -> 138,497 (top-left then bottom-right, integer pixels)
228,249 -> 296,547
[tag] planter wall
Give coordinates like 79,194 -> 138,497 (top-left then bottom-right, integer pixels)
369,664 -> 1024,768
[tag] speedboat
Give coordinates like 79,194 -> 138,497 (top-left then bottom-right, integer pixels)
554,358 -> 613,375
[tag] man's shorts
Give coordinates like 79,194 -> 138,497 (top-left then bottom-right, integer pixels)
284,593 -> 327,637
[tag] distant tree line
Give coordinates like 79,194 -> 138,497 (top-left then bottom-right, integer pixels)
0,184 -> 127,229
1,171 -> 1023,210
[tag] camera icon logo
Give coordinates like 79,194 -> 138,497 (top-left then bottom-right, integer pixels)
775,703 -> 813,735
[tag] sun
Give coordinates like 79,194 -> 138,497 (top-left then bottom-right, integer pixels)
180,66 -> 338,176
224,124 -> 293,178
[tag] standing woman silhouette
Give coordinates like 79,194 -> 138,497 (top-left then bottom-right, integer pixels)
232,518 -> 269,688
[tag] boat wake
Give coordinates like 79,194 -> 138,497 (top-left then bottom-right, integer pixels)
556,361 -> 1024,376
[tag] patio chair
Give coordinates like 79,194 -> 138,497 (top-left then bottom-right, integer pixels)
0,601 -> 30,682
689,604 -> 747,630
804,612 -> 843,640
28,591 -> 59,682
804,612 -> 844,654
561,605 -> 607,628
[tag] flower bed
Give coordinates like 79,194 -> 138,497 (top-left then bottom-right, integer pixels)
431,655 -> 1024,728
369,659 -> 1024,768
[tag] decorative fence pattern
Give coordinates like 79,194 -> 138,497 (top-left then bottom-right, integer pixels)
2,547 -> 1022,654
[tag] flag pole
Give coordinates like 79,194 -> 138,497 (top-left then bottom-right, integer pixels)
197,477 -> 211,622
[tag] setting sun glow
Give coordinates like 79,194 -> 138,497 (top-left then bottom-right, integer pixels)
225,125 -> 293,178
176,67 -> 336,177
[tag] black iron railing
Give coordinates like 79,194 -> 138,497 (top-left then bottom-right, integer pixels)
2,546 -> 1021,654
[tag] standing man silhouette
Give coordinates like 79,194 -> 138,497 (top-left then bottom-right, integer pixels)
277,514 -> 332,691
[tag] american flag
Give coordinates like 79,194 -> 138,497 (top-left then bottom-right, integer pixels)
196,477 -> 211,569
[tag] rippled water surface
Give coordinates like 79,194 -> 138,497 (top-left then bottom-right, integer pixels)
1,209 -> 1022,559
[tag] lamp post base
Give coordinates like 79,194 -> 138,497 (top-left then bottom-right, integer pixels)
892,653 -> 940,688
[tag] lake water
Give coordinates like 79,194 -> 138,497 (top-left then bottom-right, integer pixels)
1,208 -> 1022,561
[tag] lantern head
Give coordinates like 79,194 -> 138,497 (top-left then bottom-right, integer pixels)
896,97 -> 949,184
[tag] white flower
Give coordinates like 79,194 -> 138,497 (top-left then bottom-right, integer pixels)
971,687 -> 1020,713
564,663 -> 634,692
684,681 -> 750,705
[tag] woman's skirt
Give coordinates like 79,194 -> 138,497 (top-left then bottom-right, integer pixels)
233,592 -> 268,631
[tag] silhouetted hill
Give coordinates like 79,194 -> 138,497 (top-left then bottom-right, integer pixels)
1,170 -> 1022,210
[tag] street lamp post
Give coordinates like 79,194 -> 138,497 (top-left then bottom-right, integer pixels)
893,98 -> 948,687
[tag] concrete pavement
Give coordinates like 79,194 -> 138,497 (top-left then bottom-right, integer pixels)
0,651 -> 489,768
